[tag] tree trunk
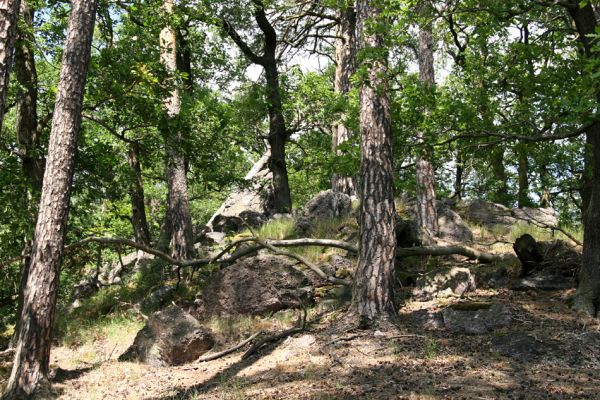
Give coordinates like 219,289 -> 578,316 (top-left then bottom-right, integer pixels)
264,61 -> 292,213
0,0 -> 21,128
127,142 -> 151,246
349,0 -> 396,325
221,5 -> 292,213
160,0 -> 195,260
490,147 -> 510,205
15,0 -> 42,194
566,1 -> 600,316
415,18 -> 438,235
331,6 -> 357,197
517,144 -> 530,208
453,149 -> 463,200
2,0 -> 96,397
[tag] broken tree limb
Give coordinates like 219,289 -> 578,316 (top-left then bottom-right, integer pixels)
396,245 -> 514,264
242,307 -> 307,360
196,331 -> 262,362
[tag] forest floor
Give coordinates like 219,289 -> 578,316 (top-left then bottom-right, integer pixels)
2,286 -> 599,400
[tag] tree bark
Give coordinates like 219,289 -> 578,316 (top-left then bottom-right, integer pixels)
15,0 -> 42,194
415,17 -> 438,235
349,0 -> 397,325
565,1 -> 600,316
0,0 -> 21,128
517,144 -> 530,208
490,147 -> 510,205
453,149 -> 463,200
160,0 -> 195,260
2,0 -> 96,397
222,3 -> 292,213
331,6 -> 357,197
127,142 -> 151,246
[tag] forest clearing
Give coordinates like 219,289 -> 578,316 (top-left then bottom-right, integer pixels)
1,0 -> 600,399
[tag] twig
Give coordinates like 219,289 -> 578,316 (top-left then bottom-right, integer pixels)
196,331 -> 262,362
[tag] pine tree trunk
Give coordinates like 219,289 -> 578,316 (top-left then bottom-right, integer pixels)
2,0 -> 96,397
331,6 -> 357,197
128,142 -> 151,246
0,0 -> 21,128
567,0 -> 600,316
517,144 -> 530,208
160,0 -> 195,260
415,18 -> 438,234
350,0 -> 396,325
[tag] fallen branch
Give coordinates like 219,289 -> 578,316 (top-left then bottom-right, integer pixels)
196,331 -> 262,362
396,245 -> 513,264
242,307 -> 307,360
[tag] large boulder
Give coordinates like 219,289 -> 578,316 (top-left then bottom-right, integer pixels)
119,305 -> 214,366
295,190 -> 352,235
437,203 -> 473,243
442,302 -> 512,335
511,207 -> 558,228
412,267 -> 476,301
464,199 -> 516,229
194,255 -> 314,318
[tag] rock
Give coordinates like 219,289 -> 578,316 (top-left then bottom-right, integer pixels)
139,285 -> 176,311
442,302 -> 512,335
511,207 -> 558,228
412,267 -> 476,301
294,190 -> 352,235
207,152 -> 272,233
194,255 -> 314,318
437,203 -> 473,243
202,231 -> 227,246
119,305 -> 214,366
492,332 -> 557,360
464,199 -> 516,229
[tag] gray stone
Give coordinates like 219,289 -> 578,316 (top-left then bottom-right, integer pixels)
442,302 -> 512,335
464,199 -> 516,228
295,190 -> 352,235
511,271 -> 576,291
437,203 -> 473,243
119,305 -> 214,366
329,255 -> 353,271
412,267 -> 476,301
203,231 -> 227,245
511,207 -> 558,228
411,309 -> 444,330
140,285 -> 176,311
194,255 -> 314,318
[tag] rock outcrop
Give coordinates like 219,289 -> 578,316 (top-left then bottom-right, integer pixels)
119,306 -> 214,366
194,255 -> 314,318
295,190 -> 352,235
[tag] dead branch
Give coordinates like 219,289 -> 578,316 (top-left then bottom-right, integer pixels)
242,307 -> 307,360
196,331 -> 262,362
396,245 -> 514,264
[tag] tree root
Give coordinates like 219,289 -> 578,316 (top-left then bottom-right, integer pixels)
196,331 -> 262,362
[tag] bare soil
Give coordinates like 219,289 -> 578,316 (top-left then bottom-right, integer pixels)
3,287 -> 599,400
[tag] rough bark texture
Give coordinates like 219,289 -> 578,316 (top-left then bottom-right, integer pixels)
350,0 -> 397,325
517,144 -> 530,208
490,147 -> 510,205
222,4 -> 292,213
453,150 -> 463,200
415,20 -> 438,235
331,6 -> 357,197
128,142 -> 151,246
2,0 -> 96,397
0,0 -> 21,128
567,1 -> 600,316
160,0 -> 195,260
15,0 -> 42,194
